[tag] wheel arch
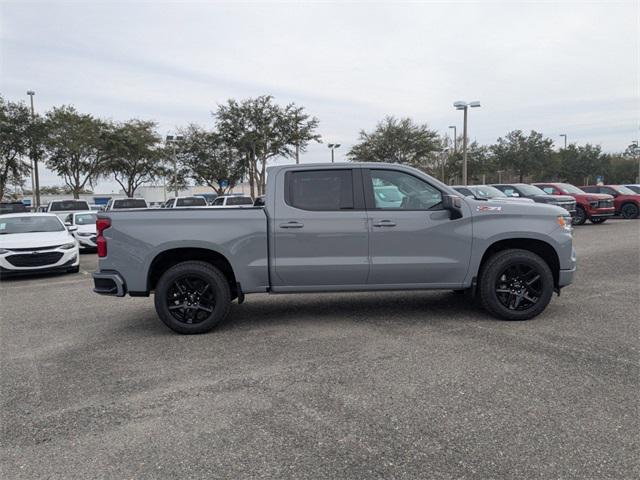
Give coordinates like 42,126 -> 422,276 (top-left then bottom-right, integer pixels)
478,238 -> 560,287
147,248 -> 238,298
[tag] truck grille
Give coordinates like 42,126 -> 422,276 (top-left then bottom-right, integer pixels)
554,200 -> 576,211
598,200 -> 614,208
6,252 -> 63,267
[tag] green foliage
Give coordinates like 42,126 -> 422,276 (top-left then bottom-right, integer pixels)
347,116 -> 442,171
491,130 -> 555,182
0,96 -> 33,200
44,106 -> 108,198
176,125 -> 245,194
103,119 -> 164,197
215,96 -> 321,195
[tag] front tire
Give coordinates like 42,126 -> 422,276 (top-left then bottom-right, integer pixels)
478,249 -> 554,321
620,203 -> 639,219
154,261 -> 231,334
572,206 -> 587,225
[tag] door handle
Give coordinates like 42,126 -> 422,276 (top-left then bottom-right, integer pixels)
373,220 -> 396,227
279,221 -> 304,229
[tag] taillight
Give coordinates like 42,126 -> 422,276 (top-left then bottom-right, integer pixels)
96,217 -> 111,258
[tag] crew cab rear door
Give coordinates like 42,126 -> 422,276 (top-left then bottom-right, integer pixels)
272,167 -> 369,287
363,168 -> 472,286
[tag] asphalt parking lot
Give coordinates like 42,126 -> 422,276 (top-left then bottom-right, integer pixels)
1,220 -> 638,479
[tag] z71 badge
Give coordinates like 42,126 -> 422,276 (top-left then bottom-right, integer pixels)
476,205 -> 502,212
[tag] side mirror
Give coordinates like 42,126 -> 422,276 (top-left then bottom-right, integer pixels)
65,222 -> 72,227
442,195 -> 463,219
67,225 -> 78,232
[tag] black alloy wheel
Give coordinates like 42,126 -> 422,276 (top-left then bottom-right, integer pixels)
166,275 -> 216,325
572,207 -> 587,225
494,263 -> 542,311
621,203 -> 639,219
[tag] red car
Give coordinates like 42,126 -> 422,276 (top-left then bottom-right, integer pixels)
581,185 -> 640,219
534,183 -> 615,225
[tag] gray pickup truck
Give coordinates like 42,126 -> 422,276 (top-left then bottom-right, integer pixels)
93,163 -> 576,334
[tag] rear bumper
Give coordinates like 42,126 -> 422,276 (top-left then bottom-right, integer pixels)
93,271 -> 127,297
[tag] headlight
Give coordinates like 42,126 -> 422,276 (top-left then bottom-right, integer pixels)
557,215 -> 573,232
60,242 -> 76,250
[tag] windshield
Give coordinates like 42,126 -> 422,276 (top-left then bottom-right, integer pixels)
516,184 -> 547,196
469,186 -> 507,198
74,213 -> 97,225
50,201 -> 89,212
615,186 -> 637,195
558,183 -> 585,194
0,216 -> 64,234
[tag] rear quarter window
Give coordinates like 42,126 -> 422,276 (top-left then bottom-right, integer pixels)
114,199 -> 147,209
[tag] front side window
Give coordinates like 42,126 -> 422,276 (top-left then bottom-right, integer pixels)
286,169 -> 354,211
370,170 -> 442,210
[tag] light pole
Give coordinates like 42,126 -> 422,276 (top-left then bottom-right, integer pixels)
166,135 -> 184,197
630,140 -> 639,183
26,90 -> 40,209
328,143 -> 341,163
448,125 -> 457,154
453,100 -> 481,185
560,134 -> 567,149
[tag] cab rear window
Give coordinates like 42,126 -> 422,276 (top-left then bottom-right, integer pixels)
50,201 -> 90,211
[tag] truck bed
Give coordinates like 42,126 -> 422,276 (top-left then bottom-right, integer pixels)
98,207 -> 269,295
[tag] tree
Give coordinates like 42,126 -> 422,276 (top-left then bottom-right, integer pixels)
555,143 -> 603,185
347,116 -> 442,171
215,96 -> 321,196
103,119 -> 164,197
0,96 -> 32,200
44,106 -> 108,198
491,130 -> 555,182
176,124 -> 245,194
445,141 -> 494,184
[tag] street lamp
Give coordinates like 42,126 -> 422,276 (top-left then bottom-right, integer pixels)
448,125 -> 457,154
453,100 -> 481,185
26,90 -> 40,209
166,135 -> 184,197
560,134 -> 567,149
328,143 -> 341,163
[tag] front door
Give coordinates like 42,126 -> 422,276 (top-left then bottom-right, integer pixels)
364,168 -> 472,286
273,168 -> 369,287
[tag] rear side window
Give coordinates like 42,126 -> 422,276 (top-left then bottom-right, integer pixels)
213,197 -> 225,206
227,197 -> 253,206
50,200 -> 89,211
286,170 -> 354,211
114,199 -> 147,209
582,186 -> 597,193
176,197 -> 207,207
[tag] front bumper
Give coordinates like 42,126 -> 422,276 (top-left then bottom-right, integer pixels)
0,246 -> 79,276
588,208 -> 615,218
93,271 -> 127,296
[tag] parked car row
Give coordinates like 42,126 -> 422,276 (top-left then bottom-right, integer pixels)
453,182 -> 640,225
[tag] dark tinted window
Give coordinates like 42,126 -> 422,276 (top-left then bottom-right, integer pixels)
227,196 -> 253,206
50,200 -> 90,211
113,199 -> 147,209
176,197 -> 207,207
0,202 -> 28,215
286,170 -> 354,211
213,197 -> 225,206
581,186 -> 597,193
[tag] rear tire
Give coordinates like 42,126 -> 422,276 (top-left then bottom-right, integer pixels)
620,203 -> 639,219
154,261 -> 231,334
589,217 -> 607,224
572,206 -> 587,225
478,249 -> 554,321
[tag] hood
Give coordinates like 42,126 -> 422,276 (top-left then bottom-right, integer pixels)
0,230 -> 74,250
572,193 -> 613,200
532,194 -> 574,202
465,196 -> 568,217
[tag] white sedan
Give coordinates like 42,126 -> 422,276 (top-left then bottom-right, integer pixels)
0,213 -> 80,277
64,211 -> 97,249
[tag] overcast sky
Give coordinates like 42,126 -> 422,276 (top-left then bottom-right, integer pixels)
1,0 -> 638,192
